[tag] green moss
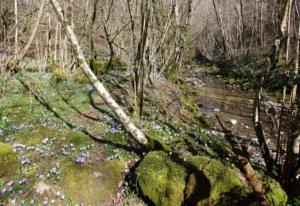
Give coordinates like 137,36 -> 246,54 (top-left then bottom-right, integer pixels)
136,151 -> 187,206
65,131 -> 91,146
0,143 -> 20,178
61,159 -> 124,205
258,171 -> 288,206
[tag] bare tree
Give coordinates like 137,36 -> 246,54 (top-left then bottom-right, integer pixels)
50,0 -> 148,145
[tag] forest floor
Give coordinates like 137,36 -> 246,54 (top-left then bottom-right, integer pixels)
0,70 -> 288,205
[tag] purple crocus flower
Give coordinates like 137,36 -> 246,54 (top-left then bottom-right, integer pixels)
13,143 -> 26,151
50,167 -> 58,174
21,159 -> 30,165
75,156 -> 86,164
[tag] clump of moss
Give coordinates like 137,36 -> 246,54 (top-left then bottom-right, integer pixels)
136,151 -> 187,206
60,159 -> 124,205
0,143 -> 20,179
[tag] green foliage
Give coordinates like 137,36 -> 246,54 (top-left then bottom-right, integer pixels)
266,63 -> 295,91
288,196 -> 300,206
0,116 -> 12,128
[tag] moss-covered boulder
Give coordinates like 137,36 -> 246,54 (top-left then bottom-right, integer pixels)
136,151 -> 288,206
258,171 -> 288,206
136,151 -> 187,206
187,155 -> 247,205
136,152 -> 246,206
61,159 -> 124,205
0,143 -> 20,179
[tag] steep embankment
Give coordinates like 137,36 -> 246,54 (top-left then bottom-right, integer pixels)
0,71 -> 287,205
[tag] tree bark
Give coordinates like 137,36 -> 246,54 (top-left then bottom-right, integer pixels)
253,61 -> 275,172
50,0 -> 148,145
14,0 -> 18,55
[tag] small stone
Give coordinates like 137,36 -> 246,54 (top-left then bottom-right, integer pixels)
42,138 -> 49,144
7,180 -> 14,187
79,147 -> 86,151
213,108 -> 221,113
56,191 -> 61,197
18,178 -> 26,185
62,150 -> 68,156
228,119 -> 238,125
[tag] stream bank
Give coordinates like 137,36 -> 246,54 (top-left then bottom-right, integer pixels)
0,71 -> 288,205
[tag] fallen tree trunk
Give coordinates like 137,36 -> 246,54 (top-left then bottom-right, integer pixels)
49,0 -> 148,145
216,114 -> 269,206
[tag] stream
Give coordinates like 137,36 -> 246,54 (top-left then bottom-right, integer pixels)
186,71 -> 278,164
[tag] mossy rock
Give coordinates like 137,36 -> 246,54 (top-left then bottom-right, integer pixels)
60,159 -> 124,205
136,151 -> 187,206
0,143 -> 20,179
187,155 -> 247,205
258,171 -> 288,206
136,152 -> 250,206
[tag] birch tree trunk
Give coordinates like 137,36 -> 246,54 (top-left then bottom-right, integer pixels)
50,0 -> 148,145
285,0 -> 293,63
